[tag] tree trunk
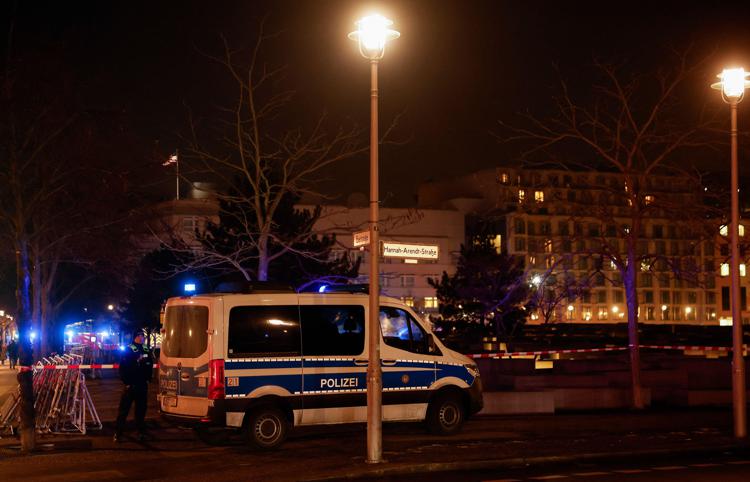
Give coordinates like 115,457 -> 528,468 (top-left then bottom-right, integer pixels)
14,237 -> 36,452
32,249 -> 44,357
257,233 -> 269,281
624,248 -> 644,409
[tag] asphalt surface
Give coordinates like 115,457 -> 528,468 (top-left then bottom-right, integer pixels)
0,364 -> 748,481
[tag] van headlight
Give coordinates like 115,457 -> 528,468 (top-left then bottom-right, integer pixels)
464,363 -> 480,379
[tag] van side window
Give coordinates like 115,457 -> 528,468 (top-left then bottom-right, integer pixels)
228,306 -> 300,358
300,305 -> 365,356
379,307 -> 431,355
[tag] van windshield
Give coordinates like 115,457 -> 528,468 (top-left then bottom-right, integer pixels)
163,305 -> 208,358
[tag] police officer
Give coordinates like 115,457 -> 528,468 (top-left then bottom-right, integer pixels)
114,331 -> 154,442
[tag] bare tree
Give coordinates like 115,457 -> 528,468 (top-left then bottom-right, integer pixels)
530,258 -> 592,324
501,52 -> 722,408
171,23 -> 396,284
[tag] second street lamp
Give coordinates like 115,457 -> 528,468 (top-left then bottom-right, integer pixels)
712,67 -> 750,439
348,14 -> 400,465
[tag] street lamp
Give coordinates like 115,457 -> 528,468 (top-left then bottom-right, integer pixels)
349,13 -> 399,465
712,67 -> 750,439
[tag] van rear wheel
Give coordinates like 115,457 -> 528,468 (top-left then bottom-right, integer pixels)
426,391 -> 465,435
246,406 -> 289,450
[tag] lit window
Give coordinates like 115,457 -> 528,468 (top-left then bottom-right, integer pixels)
518,189 -> 526,203
644,195 -> 655,205
742,264 -> 747,277
720,224 -> 745,237
546,256 -> 556,268
491,234 -> 502,254
544,239 -> 553,253
534,190 -> 544,202
500,173 -> 509,184
424,297 -> 438,309
401,296 -> 414,307
566,305 -> 575,320
582,306 -> 592,321
597,307 -> 608,320
721,263 -> 730,277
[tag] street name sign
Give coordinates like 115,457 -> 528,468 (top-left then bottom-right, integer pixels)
353,230 -> 370,247
382,242 -> 439,260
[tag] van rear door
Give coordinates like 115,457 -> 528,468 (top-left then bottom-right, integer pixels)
159,301 -> 212,419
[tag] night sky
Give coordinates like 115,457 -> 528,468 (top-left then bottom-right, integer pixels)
4,0 -> 750,205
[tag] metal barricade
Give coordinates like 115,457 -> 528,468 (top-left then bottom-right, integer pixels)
0,355 -> 101,435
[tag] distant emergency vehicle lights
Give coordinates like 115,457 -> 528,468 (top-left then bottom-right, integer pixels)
184,282 -> 196,293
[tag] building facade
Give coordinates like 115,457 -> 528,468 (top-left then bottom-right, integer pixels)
310,206 -> 465,318
419,167 -> 743,326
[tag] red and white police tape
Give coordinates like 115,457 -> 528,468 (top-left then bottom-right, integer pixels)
28,363 -> 160,370
468,344 -> 736,359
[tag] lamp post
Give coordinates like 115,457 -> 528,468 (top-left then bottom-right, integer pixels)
349,14 -> 399,464
712,67 -> 750,439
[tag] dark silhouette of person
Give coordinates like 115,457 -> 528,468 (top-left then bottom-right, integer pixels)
114,331 -> 154,442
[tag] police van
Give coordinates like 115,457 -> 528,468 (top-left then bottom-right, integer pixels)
158,284 -> 483,449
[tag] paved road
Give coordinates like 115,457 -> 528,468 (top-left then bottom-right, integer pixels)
360,451 -> 750,481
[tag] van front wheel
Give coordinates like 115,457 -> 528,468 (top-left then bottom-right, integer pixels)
246,406 -> 288,450
426,391 -> 464,435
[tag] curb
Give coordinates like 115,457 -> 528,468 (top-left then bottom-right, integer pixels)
302,443 -> 750,481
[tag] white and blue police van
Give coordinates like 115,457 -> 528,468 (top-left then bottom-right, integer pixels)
157,284 -> 482,449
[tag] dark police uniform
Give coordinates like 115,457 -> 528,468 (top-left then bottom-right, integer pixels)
115,339 -> 154,440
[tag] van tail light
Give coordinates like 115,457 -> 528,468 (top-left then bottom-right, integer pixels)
208,359 -> 225,400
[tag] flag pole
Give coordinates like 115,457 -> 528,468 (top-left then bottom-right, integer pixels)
175,149 -> 180,201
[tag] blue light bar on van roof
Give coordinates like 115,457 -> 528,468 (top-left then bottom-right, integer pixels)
184,283 -> 196,293
318,285 -> 328,293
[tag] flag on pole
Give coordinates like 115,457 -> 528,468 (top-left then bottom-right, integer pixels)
163,152 -> 178,166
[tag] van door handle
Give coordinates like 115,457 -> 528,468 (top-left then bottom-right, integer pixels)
353,359 -> 369,366
381,359 -> 397,366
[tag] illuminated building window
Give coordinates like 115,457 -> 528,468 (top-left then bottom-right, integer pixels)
720,224 -> 745,237
424,297 -> 438,309
546,256 -> 555,268
529,255 -> 536,266
597,307 -> 608,320
742,264 -> 747,277
721,263 -> 730,277
499,172 -> 509,184
705,308 -> 717,321
544,239 -> 553,253
661,305 -> 670,321
534,190 -> 544,202
401,297 -> 414,307
566,305 -> 575,320
491,234 -> 502,254
582,306 -> 592,321
518,189 -> 526,203
644,195 -> 655,205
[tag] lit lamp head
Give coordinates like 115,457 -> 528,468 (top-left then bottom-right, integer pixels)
711,67 -> 750,102
348,14 -> 400,60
